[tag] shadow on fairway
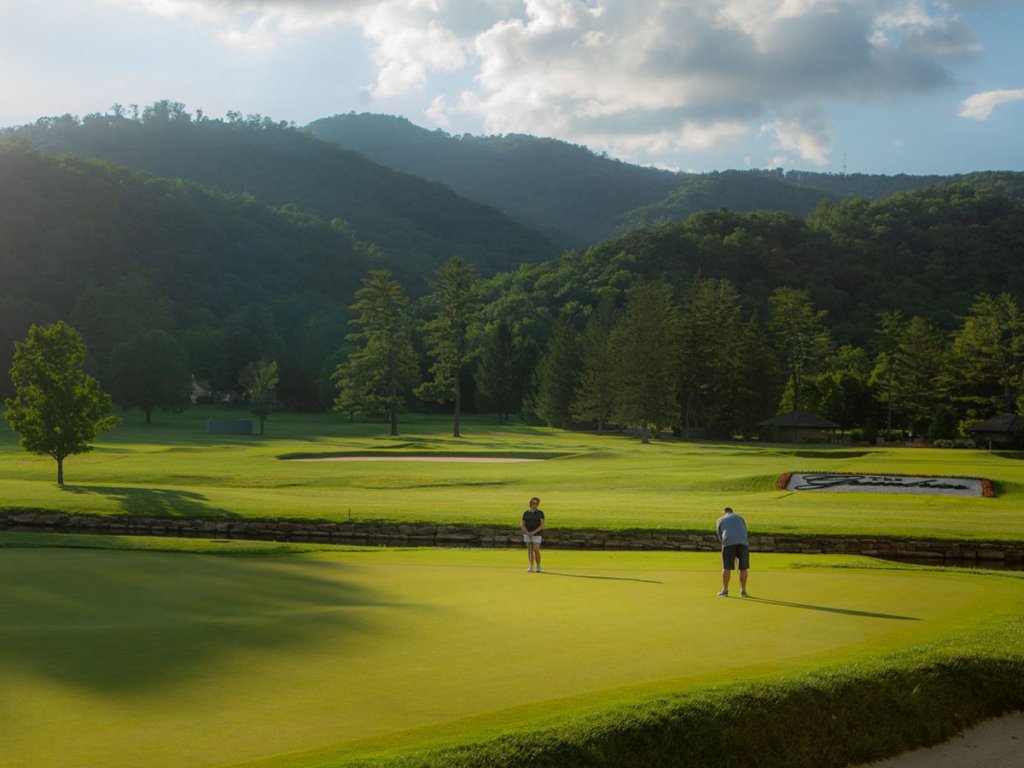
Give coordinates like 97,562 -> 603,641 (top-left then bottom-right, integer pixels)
0,551 -> 402,694
539,571 -> 663,584
792,450 -> 875,460
740,596 -> 920,621
61,485 -> 238,518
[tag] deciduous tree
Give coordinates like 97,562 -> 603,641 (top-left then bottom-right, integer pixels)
240,359 -> 279,435
4,322 -> 120,484
107,329 -> 191,424
946,293 -> 1024,416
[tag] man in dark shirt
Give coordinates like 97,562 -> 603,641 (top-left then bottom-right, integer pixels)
521,496 -> 545,572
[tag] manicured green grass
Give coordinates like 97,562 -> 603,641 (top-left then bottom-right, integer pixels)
2,407 -> 1023,540
2,533 -> 1022,768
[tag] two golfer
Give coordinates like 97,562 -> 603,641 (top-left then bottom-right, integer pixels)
519,498 -> 750,595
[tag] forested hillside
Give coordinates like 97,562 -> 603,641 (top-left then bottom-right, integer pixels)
0,140 -> 375,405
7,103 -> 555,283
4,106 -> 1024,439
307,113 -> 1024,251
486,183 -> 1024,347
611,170 -> 840,234
306,113 -> 681,248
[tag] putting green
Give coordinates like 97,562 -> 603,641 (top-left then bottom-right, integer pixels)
2,540 -> 1021,768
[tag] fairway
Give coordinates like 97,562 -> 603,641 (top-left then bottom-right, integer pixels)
2,536 -> 1022,768
2,409 -> 1024,542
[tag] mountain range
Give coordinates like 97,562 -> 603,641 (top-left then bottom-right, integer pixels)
3,103 -> 1023,406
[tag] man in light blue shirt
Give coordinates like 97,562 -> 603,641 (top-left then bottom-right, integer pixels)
716,507 -> 749,597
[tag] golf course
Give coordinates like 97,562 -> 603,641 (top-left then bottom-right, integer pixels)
3,409 -> 1024,767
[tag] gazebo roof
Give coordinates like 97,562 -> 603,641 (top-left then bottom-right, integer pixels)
758,410 -> 840,429
967,413 -> 1024,433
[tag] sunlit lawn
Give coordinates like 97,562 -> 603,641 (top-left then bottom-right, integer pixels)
1,408 -> 1023,540
2,408 -> 1023,541
3,535 -> 1022,768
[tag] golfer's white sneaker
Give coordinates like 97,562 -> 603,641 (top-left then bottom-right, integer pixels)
536,567 -> 542,573
527,567 -> 534,572
717,589 -> 728,596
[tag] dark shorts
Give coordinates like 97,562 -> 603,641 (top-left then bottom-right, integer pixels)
722,544 -> 750,570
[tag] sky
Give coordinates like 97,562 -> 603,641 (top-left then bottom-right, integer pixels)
1,0 -> 1022,175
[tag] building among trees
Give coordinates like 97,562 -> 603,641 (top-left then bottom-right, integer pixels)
967,413 -> 1024,449
759,410 -> 840,443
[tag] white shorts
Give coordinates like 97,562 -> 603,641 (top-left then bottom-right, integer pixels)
523,534 -> 543,544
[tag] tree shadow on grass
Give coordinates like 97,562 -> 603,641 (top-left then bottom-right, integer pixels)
60,485 -> 238,519
0,550 -> 406,694
539,571 -> 663,584
792,450 -> 875,460
739,596 -> 920,621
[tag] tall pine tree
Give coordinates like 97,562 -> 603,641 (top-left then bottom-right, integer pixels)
609,281 -> 680,443
333,270 -> 419,436
570,298 -> 618,432
475,319 -> 527,423
417,257 -> 480,437
535,311 -> 582,428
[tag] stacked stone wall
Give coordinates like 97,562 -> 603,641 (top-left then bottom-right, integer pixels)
2,510 -> 1022,565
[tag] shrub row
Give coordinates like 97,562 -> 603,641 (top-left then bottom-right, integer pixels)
932,439 -> 978,449
359,631 -> 1024,768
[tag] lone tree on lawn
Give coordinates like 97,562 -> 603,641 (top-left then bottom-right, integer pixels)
240,359 -> 278,435
107,328 -> 191,424
4,321 -> 120,485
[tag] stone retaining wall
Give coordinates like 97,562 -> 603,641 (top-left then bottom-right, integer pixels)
3,510 -> 1022,565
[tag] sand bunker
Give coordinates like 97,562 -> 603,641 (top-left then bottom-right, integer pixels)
290,456 -> 542,463
859,712 -> 1024,767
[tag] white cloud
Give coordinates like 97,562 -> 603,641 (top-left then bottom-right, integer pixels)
759,114 -> 831,166
119,0 -> 985,166
959,88 -> 1024,120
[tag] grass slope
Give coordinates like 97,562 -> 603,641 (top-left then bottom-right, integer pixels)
2,409 -> 1023,541
3,534 -> 1022,768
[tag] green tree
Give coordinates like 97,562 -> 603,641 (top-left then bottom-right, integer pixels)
475,319 -> 527,423
793,346 -> 875,430
535,311 -> 583,428
107,329 -> 191,424
731,315 -> 782,435
768,287 -> 832,412
68,276 -> 174,378
417,257 -> 480,438
871,309 -> 905,436
240,359 -> 279,435
609,281 -> 680,443
332,270 -> 420,435
570,298 -> 618,432
893,316 -> 948,434
4,322 -> 120,484
677,278 -> 745,438
946,293 -> 1024,416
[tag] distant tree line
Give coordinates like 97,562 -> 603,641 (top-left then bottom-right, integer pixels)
333,262 -> 1024,443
